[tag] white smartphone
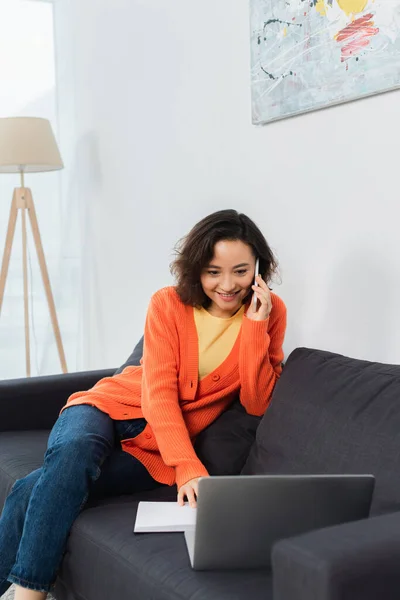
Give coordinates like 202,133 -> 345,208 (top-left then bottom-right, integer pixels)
253,258 -> 259,306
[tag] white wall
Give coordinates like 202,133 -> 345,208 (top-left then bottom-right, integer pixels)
54,0 -> 400,370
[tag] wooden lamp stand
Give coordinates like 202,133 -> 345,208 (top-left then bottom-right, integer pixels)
0,171 -> 67,376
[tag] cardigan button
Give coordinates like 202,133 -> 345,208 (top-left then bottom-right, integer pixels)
145,433 -> 152,439
212,374 -> 220,382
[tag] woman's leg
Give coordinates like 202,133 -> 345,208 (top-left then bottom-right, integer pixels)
89,417 -> 161,499
13,587 -> 46,600
0,405 -> 115,596
0,470 -> 42,597
12,439 -> 162,600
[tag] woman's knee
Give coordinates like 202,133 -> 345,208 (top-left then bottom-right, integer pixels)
44,434 -> 112,484
48,405 -> 114,452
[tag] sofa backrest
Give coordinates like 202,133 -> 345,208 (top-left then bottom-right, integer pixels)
114,336 -> 144,373
242,347 -> 400,516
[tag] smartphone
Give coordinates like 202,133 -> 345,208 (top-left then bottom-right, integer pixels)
253,258 -> 259,307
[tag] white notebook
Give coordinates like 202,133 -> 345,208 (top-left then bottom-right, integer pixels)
134,501 -> 197,533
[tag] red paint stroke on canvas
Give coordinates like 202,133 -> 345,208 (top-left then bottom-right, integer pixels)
342,36 -> 371,58
336,13 -> 377,42
335,13 -> 379,61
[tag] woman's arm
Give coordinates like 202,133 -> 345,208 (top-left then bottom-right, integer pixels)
239,294 -> 287,416
141,291 -> 209,490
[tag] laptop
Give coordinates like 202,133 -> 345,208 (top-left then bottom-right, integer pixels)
184,474 -> 375,571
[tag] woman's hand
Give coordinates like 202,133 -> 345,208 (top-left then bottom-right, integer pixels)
246,275 -> 272,321
178,477 -> 200,508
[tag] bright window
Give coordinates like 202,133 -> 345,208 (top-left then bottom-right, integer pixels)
0,0 -> 69,379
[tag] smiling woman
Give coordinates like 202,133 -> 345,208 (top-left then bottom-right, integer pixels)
0,209 -> 287,600
171,209 -> 277,314
200,240 -> 264,318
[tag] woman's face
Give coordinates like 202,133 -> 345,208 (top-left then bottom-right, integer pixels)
200,240 -> 256,318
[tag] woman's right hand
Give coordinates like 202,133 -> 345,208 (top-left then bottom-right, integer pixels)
178,477 -> 200,508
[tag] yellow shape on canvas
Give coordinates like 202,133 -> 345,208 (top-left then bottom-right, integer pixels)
316,0 -> 327,16
337,0 -> 368,15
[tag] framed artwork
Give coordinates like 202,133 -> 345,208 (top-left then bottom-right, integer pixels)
250,1 -> 400,124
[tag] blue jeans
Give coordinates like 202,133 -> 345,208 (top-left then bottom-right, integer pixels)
0,405 -> 160,594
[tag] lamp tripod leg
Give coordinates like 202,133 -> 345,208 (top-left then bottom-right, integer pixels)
0,191 -> 18,316
26,190 -> 68,374
21,204 -> 31,377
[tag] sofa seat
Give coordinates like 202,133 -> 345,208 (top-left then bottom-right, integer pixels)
0,430 -> 50,509
0,430 -> 272,600
57,499 -> 272,600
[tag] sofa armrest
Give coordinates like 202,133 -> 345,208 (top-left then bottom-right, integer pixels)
0,369 -> 115,432
272,511 -> 400,600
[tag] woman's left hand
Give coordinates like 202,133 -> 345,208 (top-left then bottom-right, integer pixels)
246,275 -> 272,321
178,477 -> 200,508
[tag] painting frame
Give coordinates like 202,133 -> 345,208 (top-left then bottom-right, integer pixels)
250,0 -> 400,125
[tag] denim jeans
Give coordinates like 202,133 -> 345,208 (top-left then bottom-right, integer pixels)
0,405 -> 160,594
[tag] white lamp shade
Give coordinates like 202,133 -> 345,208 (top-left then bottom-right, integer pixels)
0,117 -> 64,173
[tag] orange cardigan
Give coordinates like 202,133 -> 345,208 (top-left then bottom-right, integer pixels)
64,286 -> 287,489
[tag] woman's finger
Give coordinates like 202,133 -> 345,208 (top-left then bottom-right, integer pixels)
256,278 -> 272,306
250,292 -> 258,312
251,286 -> 272,315
256,275 -> 269,290
177,482 -> 198,507
186,487 -> 197,508
192,480 -> 199,498
177,488 -> 185,506
252,286 -> 269,303
253,282 -> 271,298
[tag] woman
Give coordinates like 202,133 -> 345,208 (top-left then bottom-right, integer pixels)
0,209 -> 286,600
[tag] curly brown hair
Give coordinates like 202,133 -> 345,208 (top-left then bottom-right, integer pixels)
170,209 -> 278,307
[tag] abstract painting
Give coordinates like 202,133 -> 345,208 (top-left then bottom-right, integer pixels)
250,0 -> 400,124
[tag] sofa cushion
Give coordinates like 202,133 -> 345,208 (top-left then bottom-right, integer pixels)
114,336 -> 144,374
242,347 -> 400,516
116,336 -> 261,476
195,400 -> 261,475
0,430 -> 49,511
55,499 -> 272,600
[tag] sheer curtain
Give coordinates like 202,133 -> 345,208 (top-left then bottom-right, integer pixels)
0,0 -> 81,379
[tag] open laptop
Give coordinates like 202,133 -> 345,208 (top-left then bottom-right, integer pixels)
184,474 -> 375,571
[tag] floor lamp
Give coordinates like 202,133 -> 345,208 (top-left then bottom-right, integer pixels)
0,116 -> 67,377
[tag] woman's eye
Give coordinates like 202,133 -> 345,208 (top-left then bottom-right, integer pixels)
235,270 -> 248,276
207,271 -> 219,276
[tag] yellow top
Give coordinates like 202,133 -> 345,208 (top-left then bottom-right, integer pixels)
193,305 -> 246,380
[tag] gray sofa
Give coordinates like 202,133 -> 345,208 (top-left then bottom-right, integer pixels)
1,346 -> 400,600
